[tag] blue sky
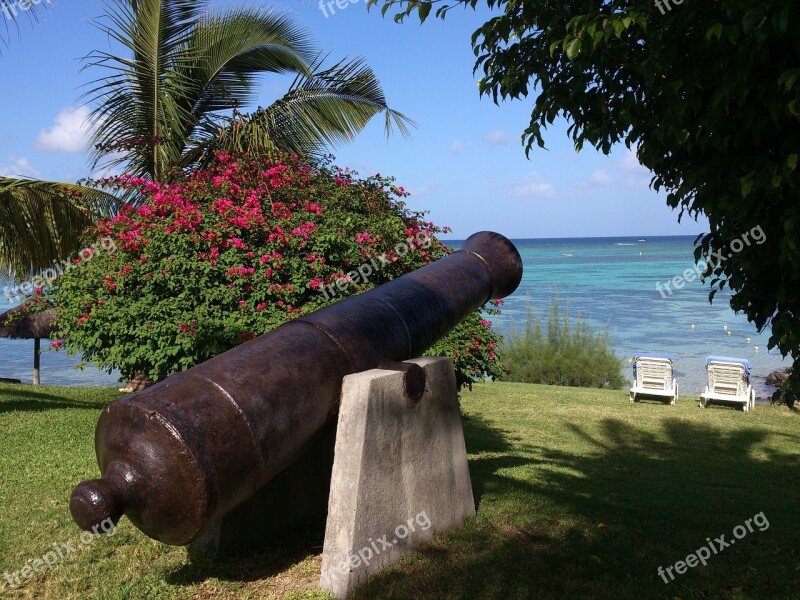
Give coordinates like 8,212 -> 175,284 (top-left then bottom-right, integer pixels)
0,0 -> 706,239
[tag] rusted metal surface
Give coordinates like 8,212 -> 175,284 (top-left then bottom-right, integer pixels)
70,231 -> 523,545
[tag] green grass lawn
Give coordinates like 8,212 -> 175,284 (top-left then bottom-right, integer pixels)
1,382 -> 798,599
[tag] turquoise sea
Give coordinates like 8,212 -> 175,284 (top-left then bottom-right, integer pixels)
478,235 -> 789,401
0,235 -> 790,397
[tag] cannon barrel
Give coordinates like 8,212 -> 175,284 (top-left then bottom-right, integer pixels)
69,231 -> 522,545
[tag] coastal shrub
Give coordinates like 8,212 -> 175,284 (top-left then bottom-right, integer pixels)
501,298 -> 625,389
52,152 -> 504,389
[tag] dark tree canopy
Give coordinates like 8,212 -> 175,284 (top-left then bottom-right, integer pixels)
373,0 -> 800,405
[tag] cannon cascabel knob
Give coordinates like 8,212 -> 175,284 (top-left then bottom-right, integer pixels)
70,461 -> 138,531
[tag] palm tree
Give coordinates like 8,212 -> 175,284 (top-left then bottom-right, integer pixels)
0,0 -> 413,282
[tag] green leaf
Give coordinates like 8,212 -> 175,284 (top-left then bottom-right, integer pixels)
742,8 -> 765,32
740,176 -> 753,198
611,19 -> 625,39
565,38 -> 581,60
418,2 -> 431,24
706,23 -> 723,41
778,69 -> 800,92
772,6 -> 790,36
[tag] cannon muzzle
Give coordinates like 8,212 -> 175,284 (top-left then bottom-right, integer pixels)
70,231 -> 522,544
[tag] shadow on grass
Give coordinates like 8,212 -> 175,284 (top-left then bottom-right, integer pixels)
0,386 -> 111,412
167,520 -> 327,586
347,414 -> 800,600
168,415 -> 515,589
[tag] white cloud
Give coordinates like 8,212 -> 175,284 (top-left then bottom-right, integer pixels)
622,174 -> 653,188
450,139 -> 472,155
507,172 -> 556,199
0,156 -> 40,178
90,163 -> 126,180
588,168 -> 613,187
34,107 -> 93,153
483,129 -> 514,145
619,146 -> 645,172
406,182 -> 440,197
616,146 -> 653,187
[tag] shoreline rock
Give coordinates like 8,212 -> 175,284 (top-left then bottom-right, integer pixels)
765,367 -> 792,387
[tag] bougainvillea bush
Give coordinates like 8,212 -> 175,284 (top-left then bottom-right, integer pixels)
53,152 -> 503,389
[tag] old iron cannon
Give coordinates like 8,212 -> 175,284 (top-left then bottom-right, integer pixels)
69,231 -> 523,545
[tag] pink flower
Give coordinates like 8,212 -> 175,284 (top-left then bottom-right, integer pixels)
355,232 -> 373,245
306,202 -> 323,215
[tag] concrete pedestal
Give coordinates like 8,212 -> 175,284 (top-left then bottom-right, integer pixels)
319,357 -> 475,599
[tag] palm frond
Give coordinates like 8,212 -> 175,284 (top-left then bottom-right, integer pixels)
83,0 -> 204,181
181,7 -> 313,114
83,1 -> 313,182
213,56 -> 416,159
0,177 -> 120,280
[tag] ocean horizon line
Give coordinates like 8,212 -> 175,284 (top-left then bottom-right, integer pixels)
442,233 -> 706,243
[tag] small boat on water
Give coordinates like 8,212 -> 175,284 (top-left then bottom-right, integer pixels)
638,238 -> 646,242
562,251 -> 575,257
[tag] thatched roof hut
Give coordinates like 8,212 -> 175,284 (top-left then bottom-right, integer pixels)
0,306 -> 57,339
0,306 -> 57,385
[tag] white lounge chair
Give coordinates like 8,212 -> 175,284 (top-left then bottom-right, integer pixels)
700,356 -> 755,412
629,353 -> 678,404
